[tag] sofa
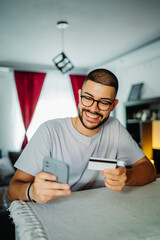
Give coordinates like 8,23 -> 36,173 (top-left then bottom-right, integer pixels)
0,150 -> 22,240
0,151 -> 22,188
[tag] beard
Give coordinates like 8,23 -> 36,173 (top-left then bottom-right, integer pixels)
78,108 -> 109,130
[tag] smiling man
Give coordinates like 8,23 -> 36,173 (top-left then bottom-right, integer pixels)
7,69 -> 156,203
73,75 -> 118,134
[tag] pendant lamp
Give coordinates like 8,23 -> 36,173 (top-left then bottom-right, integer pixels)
53,21 -> 74,74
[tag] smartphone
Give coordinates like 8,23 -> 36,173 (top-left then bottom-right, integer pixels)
43,157 -> 69,184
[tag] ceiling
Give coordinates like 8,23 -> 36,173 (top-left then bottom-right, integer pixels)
0,0 -> 160,73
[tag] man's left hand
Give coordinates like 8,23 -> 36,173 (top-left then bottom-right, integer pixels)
101,167 -> 127,191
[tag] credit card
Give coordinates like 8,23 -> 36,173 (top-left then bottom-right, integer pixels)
88,157 -> 117,171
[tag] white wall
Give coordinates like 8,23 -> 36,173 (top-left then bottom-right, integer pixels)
99,40 -> 160,126
0,71 -> 24,153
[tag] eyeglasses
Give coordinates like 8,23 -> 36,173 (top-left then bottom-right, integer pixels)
80,95 -> 115,111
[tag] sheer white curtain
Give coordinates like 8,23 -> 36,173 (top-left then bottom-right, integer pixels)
27,71 -> 77,140
0,70 -> 77,152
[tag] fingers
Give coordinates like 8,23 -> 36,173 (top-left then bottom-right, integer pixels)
42,189 -> 71,197
101,172 -> 118,181
101,167 -> 127,191
32,172 -> 71,203
104,178 -> 121,186
36,172 -> 57,181
102,167 -> 125,176
104,181 -> 124,191
35,171 -> 70,191
34,188 -> 71,204
45,181 -> 70,191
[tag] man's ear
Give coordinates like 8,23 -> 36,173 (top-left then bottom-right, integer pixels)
111,99 -> 119,111
78,89 -> 81,95
78,89 -> 82,101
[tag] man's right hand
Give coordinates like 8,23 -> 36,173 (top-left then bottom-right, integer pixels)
30,172 -> 71,203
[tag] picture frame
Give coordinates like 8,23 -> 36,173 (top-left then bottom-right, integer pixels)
128,83 -> 144,101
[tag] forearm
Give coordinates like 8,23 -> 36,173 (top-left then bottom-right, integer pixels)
126,161 -> 157,186
7,179 -> 31,202
7,169 -> 35,201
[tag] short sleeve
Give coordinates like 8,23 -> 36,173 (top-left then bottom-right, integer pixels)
117,122 -> 145,165
14,123 -> 53,176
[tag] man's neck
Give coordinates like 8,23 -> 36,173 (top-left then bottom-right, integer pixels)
71,117 -> 101,137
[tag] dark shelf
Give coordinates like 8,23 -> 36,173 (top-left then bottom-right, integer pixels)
127,119 -> 152,124
124,97 -> 160,107
124,97 -> 160,173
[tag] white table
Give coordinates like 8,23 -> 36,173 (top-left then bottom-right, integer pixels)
9,179 -> 160,240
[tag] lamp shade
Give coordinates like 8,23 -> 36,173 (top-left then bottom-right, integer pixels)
53,52 -> 74,74
152,120 -> 160,149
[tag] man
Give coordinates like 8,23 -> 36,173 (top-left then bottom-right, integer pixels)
7,69 -> 156,203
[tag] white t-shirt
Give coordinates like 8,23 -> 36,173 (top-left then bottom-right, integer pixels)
15,117 -> 145,191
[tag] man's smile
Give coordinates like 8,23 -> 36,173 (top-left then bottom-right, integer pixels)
83,110 -> 103,122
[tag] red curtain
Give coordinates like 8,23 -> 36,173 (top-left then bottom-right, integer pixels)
70,75 -> 86,107
14,71 -> 46,149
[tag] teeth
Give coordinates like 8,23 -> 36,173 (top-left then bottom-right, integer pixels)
86,112 -> 98,119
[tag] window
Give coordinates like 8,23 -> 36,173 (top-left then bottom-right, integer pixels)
27,71 -> 77,140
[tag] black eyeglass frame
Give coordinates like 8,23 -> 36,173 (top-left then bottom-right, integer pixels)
80,95 -> 115,111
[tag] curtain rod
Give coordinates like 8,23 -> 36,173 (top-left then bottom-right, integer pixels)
0,65 -> 88,74
0,65 -> 56,73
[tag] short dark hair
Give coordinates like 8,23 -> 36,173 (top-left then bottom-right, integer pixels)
83,68 -> 118,94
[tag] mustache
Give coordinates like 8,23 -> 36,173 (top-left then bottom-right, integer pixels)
82,109 -> 103,118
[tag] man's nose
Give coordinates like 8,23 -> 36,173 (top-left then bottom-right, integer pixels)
90,100 -> 99,112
